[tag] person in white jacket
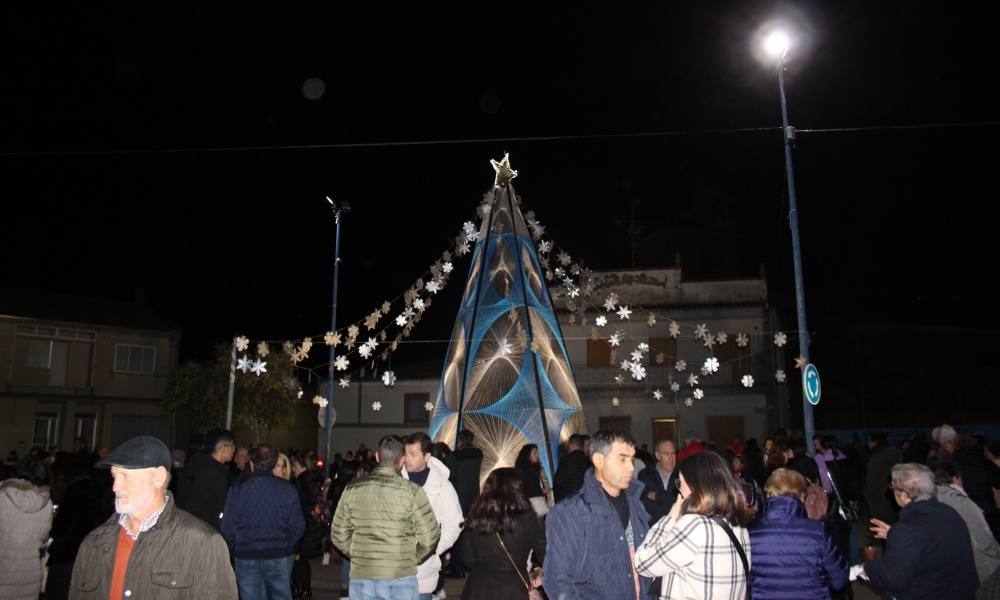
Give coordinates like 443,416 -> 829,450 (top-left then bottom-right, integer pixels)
404,432 -> 463,600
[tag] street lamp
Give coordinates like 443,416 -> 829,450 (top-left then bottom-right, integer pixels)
324,196 -> 350,477
763,28 -> 816,454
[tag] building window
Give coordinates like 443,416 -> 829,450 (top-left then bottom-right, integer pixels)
114,344 -> 157,375
404,393 -> 431,424
74,414 -> 98,450
26,339 -> 52,369
648,337 -> 678,369
713,339 -> 752,385
586,339 -> 612,367
33,413 -> 58,450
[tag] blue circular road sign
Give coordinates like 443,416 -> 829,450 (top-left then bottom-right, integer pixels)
803,363 -> 821,406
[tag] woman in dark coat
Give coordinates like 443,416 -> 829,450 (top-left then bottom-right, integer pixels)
515,443 -> 551,517
460,468 -> 546,600
750,468 -> 848,599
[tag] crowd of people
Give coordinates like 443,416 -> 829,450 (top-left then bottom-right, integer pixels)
1,422 -> 998,599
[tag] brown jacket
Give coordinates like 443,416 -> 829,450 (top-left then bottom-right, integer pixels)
70,493 -> 236,600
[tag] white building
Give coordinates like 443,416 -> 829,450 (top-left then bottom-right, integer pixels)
554,266 -> 788,450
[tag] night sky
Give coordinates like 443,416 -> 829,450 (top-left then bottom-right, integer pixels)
3,5 -> 997,426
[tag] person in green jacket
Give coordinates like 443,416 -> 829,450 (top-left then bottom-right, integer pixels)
331,435 -> 440,599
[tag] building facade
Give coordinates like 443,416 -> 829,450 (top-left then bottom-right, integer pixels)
1,288 -> 181,454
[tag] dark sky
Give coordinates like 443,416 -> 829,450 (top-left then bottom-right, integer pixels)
2,4 -> 997,415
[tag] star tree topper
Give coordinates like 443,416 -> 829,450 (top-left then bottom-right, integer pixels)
490,153 -> 518,186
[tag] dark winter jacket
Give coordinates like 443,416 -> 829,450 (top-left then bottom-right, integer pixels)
952,446 -> 1000,513
553,450 -> 590,503
221,470 -> 305,559
636,465 -> 678,525
545,468 -> 655,599
517,465 -> 545,498
459,511 -> 546,600
863,444 -> 903,524
749,495 -> 848,599
47,477 -> 114,565
70,493 -> 236,600
176,452 -> 230,531
864,498 -> 977,600
449,447 -> 484,516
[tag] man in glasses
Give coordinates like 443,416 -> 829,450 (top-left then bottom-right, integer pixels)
176,428 -> 236,531
636,439 -> 679,525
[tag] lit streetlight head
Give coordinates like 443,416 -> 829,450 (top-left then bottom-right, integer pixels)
764,31 -> 791,58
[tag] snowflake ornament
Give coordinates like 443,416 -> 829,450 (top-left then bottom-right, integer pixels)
595,315 -> 608,327
742,375 -> 755,388
537,240 -> 552,254
463,221 -> 476,235
603,294 -> 619,312
257,341 -> 270,357
371,401 -> 382,412
338,377 -> 350,389
703,336 -> 716,349
637,342 -> 649,353
704,357 -> 720,374
620,359 -> 632,371
466,230 -> 479,242
324,331 -> 341,346
773,332 -> 788,347
608,332 -> 623,347
715,332 -> 728,345
775,369 -> 787,383
630,363 -> 646,381
614,374 -> 624,385
736,333 -> 749,348
669,321 -> 681,338
457,242 -> 471,256
347,325 -> 360,341
395,314 -> 409,327
382,370 -> 396,387
647,313 -> 657,328
312,395 -> 328,408
442,261 -> 454,274
611,397 -> 621,407
364,310 -> 381,331
424,401 -> 434,412
675,359 -> 687,372
794,356 -> 807,370
630,350 -> 644,362
693,389 -> 704,400
497,338 -> 513,356
250,359 -> 267,376
235,336 -> 250,352
426,279 -> 441,294
334,355 -> 349,371
413,298 -> 425,311
358,344 -> 374,359
237,355 -> 252,374
687,373 -> 699,387
557,251 -> 572,267
616,305 -> 632,320
694,324 -> 709,340
653,389 -> 663,400
684,397 -> 694,407
670,382 -> 681,393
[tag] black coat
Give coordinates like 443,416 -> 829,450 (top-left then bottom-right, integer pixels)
176,452 -> 230,531
460,512 -> 545,600
865,498 -> 978,600
47,476 -> 114,565
553,450 -> 590,503
517,465 -> 544,498
953,446 -> 1000,513
449,447 -> 484,516
636,465 -> 678,525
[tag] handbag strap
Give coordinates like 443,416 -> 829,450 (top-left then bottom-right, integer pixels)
711,517 -> 752,600
822,460 -> 847,506
495,531 -> 531,591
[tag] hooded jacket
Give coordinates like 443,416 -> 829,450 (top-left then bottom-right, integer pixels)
0,478 -> 53,599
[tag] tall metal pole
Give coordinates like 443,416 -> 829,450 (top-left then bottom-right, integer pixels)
777,52 -> 815,453
324,204 -> 344,477
226,337 -> 236,430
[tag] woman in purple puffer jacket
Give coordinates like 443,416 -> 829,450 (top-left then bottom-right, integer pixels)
749,469 -> 848,599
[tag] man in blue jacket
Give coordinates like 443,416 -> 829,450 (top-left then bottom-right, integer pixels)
222,445 -> 305,600
864,462 -> 977,600
545,429 -> 655,599
636,439 -> 678,525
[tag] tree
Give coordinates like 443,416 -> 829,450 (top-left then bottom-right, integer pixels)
163,343 -> 299,442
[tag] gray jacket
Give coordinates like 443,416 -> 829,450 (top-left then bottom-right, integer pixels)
937,484 -> 1000,584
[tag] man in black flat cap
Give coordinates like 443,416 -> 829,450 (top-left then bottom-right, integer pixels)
69,435 -> 237,600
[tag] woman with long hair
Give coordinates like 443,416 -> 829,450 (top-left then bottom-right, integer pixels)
635,451 -> 755,599
750,468 -> 848,599
515,444 -> 552,517
273,452 -> 292,480
459,468 -> 546,600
